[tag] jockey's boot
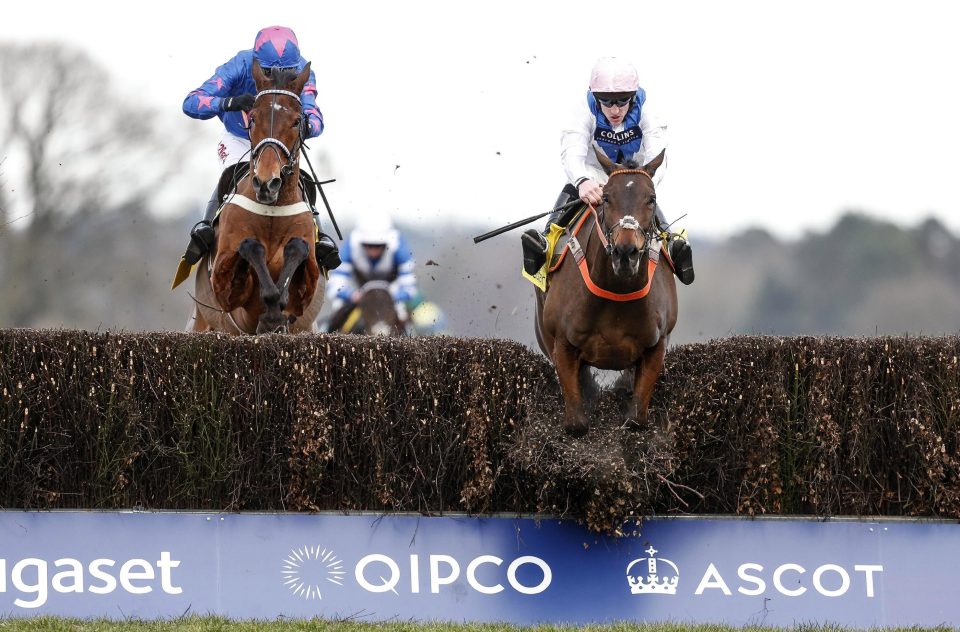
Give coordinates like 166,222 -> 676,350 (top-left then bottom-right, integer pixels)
521,183 -> 580,276
312,212 -> 342,270
183,189 -> 219,265
669,233 -> 695,285
655,205 -> 695,285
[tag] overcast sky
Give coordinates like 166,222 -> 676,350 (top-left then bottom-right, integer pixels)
3,0 -> 959,240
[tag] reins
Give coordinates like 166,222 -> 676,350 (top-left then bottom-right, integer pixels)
248,87 -> 343,239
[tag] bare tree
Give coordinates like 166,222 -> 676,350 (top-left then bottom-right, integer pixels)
0,43 -> 190,326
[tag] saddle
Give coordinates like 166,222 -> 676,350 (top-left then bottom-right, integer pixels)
216,162 -> 249,207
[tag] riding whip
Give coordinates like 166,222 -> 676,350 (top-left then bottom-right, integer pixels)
473,199 -> 581,244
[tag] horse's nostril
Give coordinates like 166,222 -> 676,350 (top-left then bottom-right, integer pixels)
268,177 -> 282,193
252,176 -> 262,189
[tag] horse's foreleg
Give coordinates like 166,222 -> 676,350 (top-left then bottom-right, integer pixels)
237,238 -> 280,304
275,238 -> 309,311
553,340 -> 588,437
237,238 -> 289,333
628,337 -> 668,431
579,364 -> 600,407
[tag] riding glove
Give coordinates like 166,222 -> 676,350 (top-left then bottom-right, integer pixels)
222,94 -> 256,112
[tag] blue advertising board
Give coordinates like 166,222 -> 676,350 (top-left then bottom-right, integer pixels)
0,511 -> 956,627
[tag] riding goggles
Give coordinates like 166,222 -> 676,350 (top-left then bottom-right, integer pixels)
596,95 -> 633,108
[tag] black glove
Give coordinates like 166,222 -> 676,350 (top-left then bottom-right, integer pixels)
222,94 -> 256,112
299,114 -> 312,139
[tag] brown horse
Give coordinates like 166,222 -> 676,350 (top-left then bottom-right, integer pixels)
190,61 -> 323,334
534,148 -> 677,436
356,282 -> 405,336
329,281 -> 404,336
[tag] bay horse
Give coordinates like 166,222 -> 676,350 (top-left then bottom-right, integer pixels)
331,281 -> 404,336
534,148 -> 677,436
356,282 -> 404,336
189,60 -> 323,334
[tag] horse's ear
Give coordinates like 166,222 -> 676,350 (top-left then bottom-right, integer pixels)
252,59 -> 267,89
643,149 -> 666,177
292,62 -> 311,94
593,143 -> 618,175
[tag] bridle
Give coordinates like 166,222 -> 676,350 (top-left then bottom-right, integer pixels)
595,168 -> 659,256
553,167 -> 664,302
249,88 -> 304,183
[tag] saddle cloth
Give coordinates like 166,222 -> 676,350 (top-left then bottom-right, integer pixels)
521,223 -> 569,292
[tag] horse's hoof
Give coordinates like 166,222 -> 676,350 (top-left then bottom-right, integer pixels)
623,412 -> 649,431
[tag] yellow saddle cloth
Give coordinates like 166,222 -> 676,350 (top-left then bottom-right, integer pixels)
521,223 -> 568,292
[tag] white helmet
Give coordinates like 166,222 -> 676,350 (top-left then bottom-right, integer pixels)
589,57 -> 639,93
353,213 -> 395,246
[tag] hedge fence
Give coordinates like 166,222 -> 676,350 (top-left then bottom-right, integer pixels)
1,329 -> 958,533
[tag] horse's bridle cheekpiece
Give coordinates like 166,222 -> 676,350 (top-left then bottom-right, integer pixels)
251,89 -> 303,181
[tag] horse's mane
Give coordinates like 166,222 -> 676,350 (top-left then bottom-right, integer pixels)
621,158 -> 641,170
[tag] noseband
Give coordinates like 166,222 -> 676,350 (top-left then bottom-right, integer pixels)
250,89 -> 303,181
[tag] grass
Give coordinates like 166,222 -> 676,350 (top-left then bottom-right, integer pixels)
0,619 -> 953,632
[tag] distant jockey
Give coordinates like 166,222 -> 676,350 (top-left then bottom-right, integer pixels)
325,213 -> 421,332
179,25 -> 340,271
520,56 -> 694,285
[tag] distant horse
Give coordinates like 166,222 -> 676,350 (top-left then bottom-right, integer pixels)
190,60 -> 323,334
331,281 -> 404,336
534,148 -> 677,436
356,281 -> 405,336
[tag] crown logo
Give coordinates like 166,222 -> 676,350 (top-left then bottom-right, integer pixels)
626,546 -> 679,595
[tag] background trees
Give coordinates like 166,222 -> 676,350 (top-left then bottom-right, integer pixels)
0,43 -> 194,328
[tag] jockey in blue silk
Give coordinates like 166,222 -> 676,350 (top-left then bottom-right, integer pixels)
325,213 -> 421,332
179,26 -> 341,271
588,88 -> 646,163
521,56 -> 694,285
